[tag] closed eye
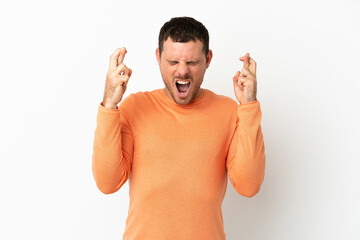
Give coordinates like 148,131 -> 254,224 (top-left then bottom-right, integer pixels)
167,60 -> 178,66
186,61 -> 200,66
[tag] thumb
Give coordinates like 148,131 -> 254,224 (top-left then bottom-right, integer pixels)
233,71 -> 240,83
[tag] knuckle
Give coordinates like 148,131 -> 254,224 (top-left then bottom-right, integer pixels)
123,75 -> 130,81
121,76 -> 130,83
113,72 -> 120,79
118,63 -> 125,69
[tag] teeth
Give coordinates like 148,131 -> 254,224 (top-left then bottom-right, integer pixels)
176,80 -> 190,84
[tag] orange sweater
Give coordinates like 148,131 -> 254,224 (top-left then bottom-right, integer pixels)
92,88 -> 265,239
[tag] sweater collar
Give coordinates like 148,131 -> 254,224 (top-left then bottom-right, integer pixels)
154,88 -> 210,111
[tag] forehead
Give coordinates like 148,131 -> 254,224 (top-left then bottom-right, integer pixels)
162,38 -> 204,60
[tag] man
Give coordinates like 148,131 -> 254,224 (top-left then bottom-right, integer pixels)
92,17 -> 265,240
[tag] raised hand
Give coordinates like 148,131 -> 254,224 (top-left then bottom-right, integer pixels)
102,47 -> 132,109
233,52 -> 257,104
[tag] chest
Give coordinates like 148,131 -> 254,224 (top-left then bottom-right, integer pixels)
131,108 -> 234,162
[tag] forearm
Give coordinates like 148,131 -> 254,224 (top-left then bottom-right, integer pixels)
92,103 -> 131,194
227,100 -> 266,197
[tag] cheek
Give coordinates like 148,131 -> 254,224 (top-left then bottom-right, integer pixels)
162,66 -> 175,75
160,66 -> 172,78
191,67 -> 205,79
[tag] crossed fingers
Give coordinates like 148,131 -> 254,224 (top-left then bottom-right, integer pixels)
109,47 -> 132,79
239,52 -> 256,77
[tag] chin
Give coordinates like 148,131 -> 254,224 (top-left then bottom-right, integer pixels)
174,97 -> 192,105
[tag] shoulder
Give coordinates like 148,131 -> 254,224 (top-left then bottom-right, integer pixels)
205,89 -> 238,110
119,89 -> 161,117
120,90 -> 157,107
202,89 -> 239,125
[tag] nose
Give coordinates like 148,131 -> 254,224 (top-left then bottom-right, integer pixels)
176,62 -> 190,78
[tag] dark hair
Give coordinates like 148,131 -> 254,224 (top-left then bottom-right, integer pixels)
158,16 -> 209,56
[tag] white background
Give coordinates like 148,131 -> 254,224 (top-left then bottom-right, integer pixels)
0,0 -> 359,239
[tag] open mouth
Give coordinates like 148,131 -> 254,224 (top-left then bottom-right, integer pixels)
175,80 -> 191,97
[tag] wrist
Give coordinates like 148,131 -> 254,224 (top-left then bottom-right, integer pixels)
101,100 -> 118,109
239,99 -> 257,105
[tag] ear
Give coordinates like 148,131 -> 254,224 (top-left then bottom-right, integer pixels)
156,48 -> 161,65
205,50 -> 213,68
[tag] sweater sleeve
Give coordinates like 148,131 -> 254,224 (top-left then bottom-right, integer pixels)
225,100 -> 265,197
91,101 -> 134,194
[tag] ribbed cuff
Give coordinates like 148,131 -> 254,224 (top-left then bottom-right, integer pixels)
99,102 -> 119,112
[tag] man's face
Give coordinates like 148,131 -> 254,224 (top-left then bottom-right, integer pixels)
156,38 -> 213,105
